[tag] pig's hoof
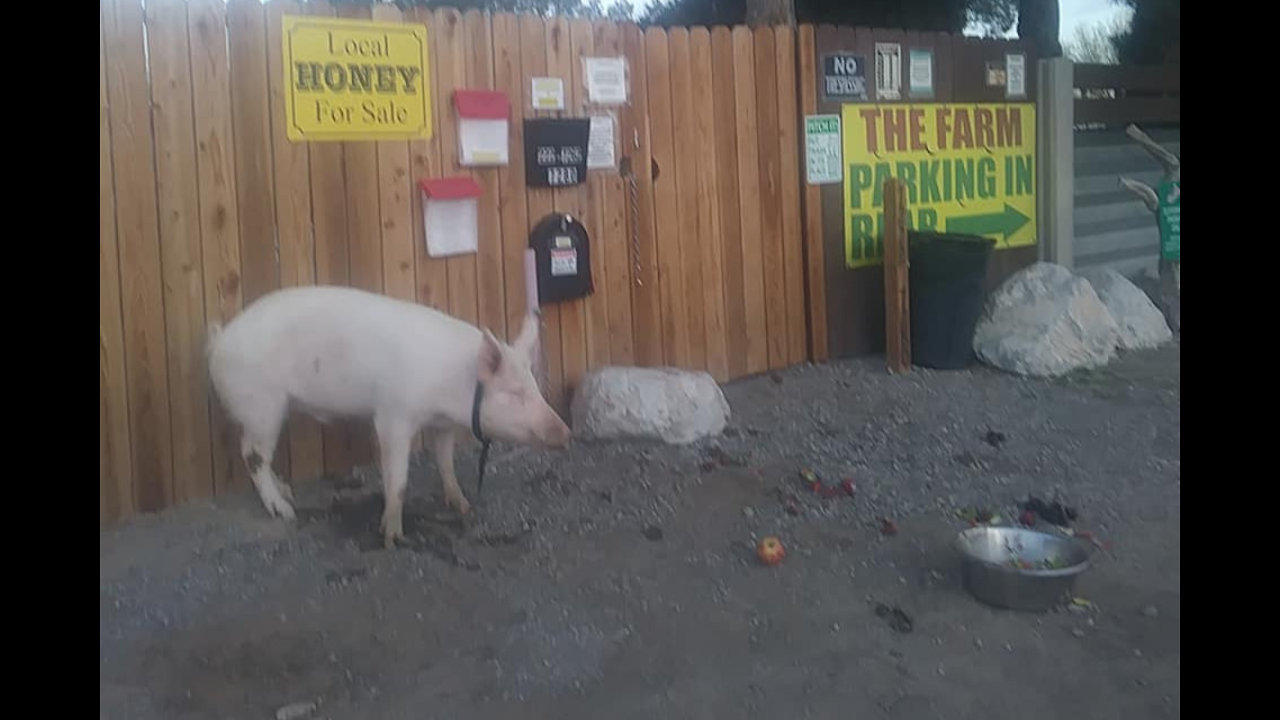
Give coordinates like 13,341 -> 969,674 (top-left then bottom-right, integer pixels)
278,482 -> 295,502
383,531 -> 406,550
446,494 -> 472,515
267,497 -> 297,521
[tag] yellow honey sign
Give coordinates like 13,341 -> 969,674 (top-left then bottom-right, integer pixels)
841,103 -> 1037,268
282,15 -> 432,141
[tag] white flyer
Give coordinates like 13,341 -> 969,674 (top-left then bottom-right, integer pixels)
587,115 -> 616,169
584,57 -> 628,105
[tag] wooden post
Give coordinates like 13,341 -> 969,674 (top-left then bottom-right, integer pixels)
883,178 -> 911,373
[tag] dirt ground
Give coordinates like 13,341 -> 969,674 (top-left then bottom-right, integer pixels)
100,344 -> 1180,720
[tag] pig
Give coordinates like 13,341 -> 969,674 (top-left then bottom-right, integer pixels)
206,285 -> 571,548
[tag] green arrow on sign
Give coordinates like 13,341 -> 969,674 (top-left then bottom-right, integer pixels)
945,203 -> 1031,241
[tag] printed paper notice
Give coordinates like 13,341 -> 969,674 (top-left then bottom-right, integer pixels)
587,115 -> 616,169
874,43 -> 902,100
805,114 -> 842,185
1005,54 -> 1026,97
584,57 -> 628,105
909,49 -> 934,97
531,77 -> 565,111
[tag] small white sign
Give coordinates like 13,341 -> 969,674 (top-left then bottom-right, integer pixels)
458,119 -> 509,166
1005,53 -> 1026,98
804,114 -> 842,186
425,197 -> 479,258
587,115 -> 616,170
531,77 -> 564,111
874,43 -> 902,100
584,57 -> 628,105
909,48 -> 934,97
550,248 -> 578,276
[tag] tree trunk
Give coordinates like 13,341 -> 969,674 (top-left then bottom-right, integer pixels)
746,0 -> 796,27
1017,0 -> 1062,58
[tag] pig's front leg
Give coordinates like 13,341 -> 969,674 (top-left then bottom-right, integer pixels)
376,417 -> 415,549
431,429 -> 471,515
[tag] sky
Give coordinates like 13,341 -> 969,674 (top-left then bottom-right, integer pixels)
614,0 -> 1132,43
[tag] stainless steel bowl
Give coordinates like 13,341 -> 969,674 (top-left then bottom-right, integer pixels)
954,525 -> 1091,612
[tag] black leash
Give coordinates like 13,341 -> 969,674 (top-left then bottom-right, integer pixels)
471,382 -> 492,498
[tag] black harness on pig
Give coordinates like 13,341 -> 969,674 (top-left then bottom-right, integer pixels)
471,382 -> 492,497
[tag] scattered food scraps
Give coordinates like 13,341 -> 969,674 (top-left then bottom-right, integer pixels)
1021,496 -> 1078,527
880,518 -> 899,536
983,429 -> 1007,448
757,536 -> 786,566
642,525 -> 664,541
875,603 -> 914,633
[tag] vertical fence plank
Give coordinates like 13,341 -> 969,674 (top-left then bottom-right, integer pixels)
268,0 -> 324,482
105,0 -> 174,512
645,27 -> 687,367
305,1 -> 352,474
228,0 -> 278,308
189,0 -> 245,494
556,17 -> 590,397
774,26 -> 808,366
411,4 -> 449,311
148,0 -> 214,503
373,3 -> 417,306
464,10 -> 507,339
435,8 -> 479,325
334,1 -> 379,469
690,28 -> 728,381
711,26 -> 747,379
732,27 -> 768,375
753,26 -> 789,371
797,24 -> 829,362
493,12 -> 529,338
578,20 -> 611,372
621,24 -> 662,366
668,28 -> 706,371
594,22 -> 634,366
522,15 -> 564,409
101,9 -> 133,522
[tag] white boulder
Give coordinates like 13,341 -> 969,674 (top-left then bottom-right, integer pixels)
1082,268 -> 1173,350
570,367 -> 730,444
973,262 -> 1120,377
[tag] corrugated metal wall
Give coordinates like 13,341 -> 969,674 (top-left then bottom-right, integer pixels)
1072,126 -> 1179,278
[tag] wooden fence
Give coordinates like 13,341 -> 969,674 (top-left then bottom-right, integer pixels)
100,0 -> 817,523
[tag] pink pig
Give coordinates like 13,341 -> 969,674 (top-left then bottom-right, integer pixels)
207,285 -> 570,548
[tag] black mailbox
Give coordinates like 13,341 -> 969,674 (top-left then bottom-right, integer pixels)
529,212 -> 592,304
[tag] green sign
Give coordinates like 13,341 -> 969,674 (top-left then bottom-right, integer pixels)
804,114 -> 843,185
1157,179 -> 1180,262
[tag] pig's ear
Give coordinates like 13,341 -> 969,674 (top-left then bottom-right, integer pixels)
511,311 -> 541,364
477,329 -> 503,382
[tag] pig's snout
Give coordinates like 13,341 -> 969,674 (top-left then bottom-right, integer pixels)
542,413 -> 572,448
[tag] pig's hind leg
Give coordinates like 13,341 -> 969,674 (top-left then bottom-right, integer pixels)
231,392 -> 294,520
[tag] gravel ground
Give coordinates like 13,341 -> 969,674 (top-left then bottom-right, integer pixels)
101,343 -> 1180,720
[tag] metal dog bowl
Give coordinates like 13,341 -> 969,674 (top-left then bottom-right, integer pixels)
954,525 -> 1091,612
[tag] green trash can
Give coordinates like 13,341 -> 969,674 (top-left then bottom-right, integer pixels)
907,231 -> 996,369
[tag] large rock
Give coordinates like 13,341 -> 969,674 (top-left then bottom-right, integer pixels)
972,262 -> 1120,377
571,367 -> 730,444
1081,268 -> 1173,350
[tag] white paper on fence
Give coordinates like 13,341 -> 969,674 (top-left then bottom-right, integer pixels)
459,118 -> 509,166
524,248 -> 539,313
1005,54 -> 1026,97
531,77 -> 565,111
584,57 -> 628,105
424,197 -> 479,257
587,115 -> 616,169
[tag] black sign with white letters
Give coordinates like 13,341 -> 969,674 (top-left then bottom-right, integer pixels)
822,53 -> 868,101
524,118 -> 590,188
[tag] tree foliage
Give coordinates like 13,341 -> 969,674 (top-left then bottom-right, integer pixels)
1111,0 -> 1179,64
